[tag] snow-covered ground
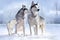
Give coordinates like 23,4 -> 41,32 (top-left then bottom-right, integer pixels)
0,24 -> 60,40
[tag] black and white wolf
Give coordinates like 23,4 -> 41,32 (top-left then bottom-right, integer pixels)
28,1 -> 45,35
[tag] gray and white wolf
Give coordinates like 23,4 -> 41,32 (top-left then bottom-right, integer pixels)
7,19 -> 17,36
15,5 -> 28,36
28,1 -> 45,35
7,5 -> 29,36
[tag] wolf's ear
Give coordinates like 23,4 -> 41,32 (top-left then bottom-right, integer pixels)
36,1 -> 38,5
31,1 -> 35,5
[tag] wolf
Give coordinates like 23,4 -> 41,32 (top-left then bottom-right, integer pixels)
7,19 -> 17,36
15,5 -> 28,36
28,1 -> 45,35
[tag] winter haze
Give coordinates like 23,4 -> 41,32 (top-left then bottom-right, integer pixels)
0,0 -> 60,24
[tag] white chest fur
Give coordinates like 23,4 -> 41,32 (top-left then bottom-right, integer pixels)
35,13 -> 40,27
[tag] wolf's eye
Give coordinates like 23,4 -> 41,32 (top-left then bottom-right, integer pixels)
35,4 -> 38,5
24,8 -> 28,10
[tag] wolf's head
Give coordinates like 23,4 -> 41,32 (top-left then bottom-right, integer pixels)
30,1 -> 40,16
31,1 -> 40,12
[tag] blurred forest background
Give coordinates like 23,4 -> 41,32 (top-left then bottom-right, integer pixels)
0,0 -> 60,24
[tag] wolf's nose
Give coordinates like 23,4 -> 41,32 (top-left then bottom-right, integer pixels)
37,9 -> 40,11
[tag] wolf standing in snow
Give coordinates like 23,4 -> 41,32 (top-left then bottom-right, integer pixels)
28,1 -> 45,35
7,19 -> 17,36
15,5 -> 28,36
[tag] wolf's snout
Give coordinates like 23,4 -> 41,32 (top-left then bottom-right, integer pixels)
37,9 -> 40,11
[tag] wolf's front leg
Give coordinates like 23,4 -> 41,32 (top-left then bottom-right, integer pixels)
34,25 -> 38,35
29,25 -> 32,35
23,25 -> 25,36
